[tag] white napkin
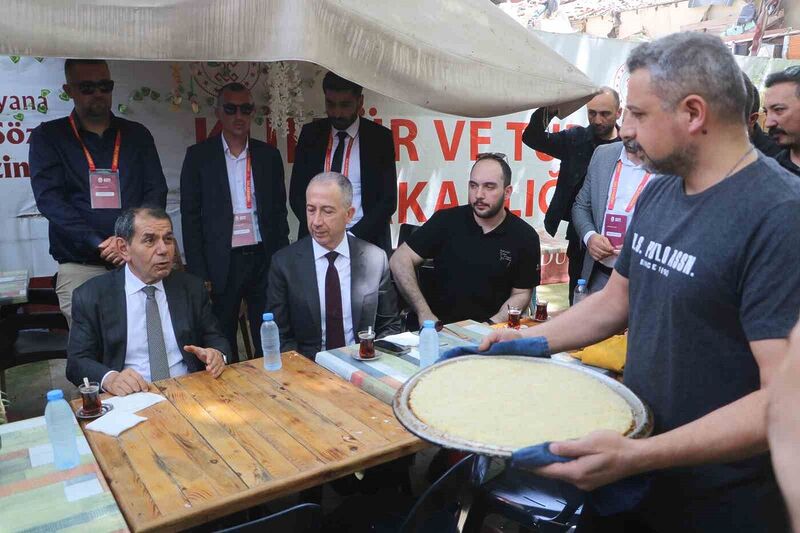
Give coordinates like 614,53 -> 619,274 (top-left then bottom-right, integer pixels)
382,332 -> 420,347
85,411 -> 147,437
103,392 -> 165,414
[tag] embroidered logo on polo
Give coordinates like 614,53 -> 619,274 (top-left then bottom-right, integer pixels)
499,249 -> 512,266
630,232 -> 696,278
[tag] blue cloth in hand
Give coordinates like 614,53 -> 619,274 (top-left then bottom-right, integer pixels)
438,337 -> 550,361
509,441 -> 651,516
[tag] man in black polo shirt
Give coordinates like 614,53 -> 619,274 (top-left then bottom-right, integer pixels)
523,88 -> 621,302
764,65 -> 800,177
390,153 -> 540,325
30,59 -> 167,326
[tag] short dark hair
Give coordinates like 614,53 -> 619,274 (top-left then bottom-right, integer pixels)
597,86 -> 621,109
472,153 -> 512,187
742,72 -> 760,121
322,72 -> 362,96
216,82 -> 251,107
765,66 -> 800,97
114,207 -> 172,243
64,59 -> 108,80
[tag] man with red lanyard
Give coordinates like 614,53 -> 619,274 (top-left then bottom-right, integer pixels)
30,59 -> 167,326
290,72 -> 397,252
180,82 -> 289,363
572,123 -> 651,293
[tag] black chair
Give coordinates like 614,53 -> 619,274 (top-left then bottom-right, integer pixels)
463,467 -> 582,533
215,503 -> 322,533
393,223 -> 439,332
0,286 -> 68,392
400,453 -> 484,533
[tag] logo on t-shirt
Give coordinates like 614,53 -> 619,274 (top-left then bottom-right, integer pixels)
630,232 -> 696,278
499,249 -> 512,266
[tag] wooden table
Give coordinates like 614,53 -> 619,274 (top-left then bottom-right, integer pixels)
75,352 -> 426,532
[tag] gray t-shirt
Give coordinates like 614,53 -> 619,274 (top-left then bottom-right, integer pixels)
616,154 -> 800,497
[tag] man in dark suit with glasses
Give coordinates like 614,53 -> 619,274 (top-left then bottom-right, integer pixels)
30,58 -> 168,327
180,82 -> 289,362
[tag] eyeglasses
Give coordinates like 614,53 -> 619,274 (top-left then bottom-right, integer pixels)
476,152 -> 508,162
221,103 -> 255,116
71,80 -> 115,95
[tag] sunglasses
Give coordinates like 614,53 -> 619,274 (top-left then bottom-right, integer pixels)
476,152 -> 508,162
71,79 -> 115,95
222,103 -> 255,116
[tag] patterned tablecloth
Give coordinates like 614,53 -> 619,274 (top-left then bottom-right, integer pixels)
315,321 -> 495,405
0,416 -> 129,532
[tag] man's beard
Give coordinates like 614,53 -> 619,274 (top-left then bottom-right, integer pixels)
85,98 -> 110,119
591,122 -> 615,139
623,138 -> 643,155
331,114 -> 358,130
639,142 -> 697,177
768,126 -> 799,150
471,195 -> 505,219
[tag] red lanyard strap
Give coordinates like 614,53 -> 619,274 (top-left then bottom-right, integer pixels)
324,131 -> 357,176
68,112 -> 120,172
608,160 -> 651,213
245,149 -> 252,209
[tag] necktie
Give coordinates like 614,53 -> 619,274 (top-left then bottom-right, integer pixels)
330,131 -> 349,173
325,251 -> 345,349
142,285 -> 170,381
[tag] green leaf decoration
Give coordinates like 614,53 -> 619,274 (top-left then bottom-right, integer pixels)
9,56 -> 20,64
177,85 -> 185,94
149,90 -> 160,101
254,116 -> 264,126
40,89 -> 51,97
117,104 -> 129,114
207,62 -> 221,67
13,113 -> 24,121
58,91 -> 70,102
141,87 -> 151,96
132,90 -> 143,101
34,57 -> 44,63
206,96 -> 215,106
36,103 -> 47,114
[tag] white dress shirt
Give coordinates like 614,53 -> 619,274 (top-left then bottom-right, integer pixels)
583,146 -> 650,268
101,266 -> 189,389
330,119 -> 363,226
312,236 -> 355,350
222,134 -> 262,243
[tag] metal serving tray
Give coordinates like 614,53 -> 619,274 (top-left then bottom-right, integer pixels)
393,355 -> 653,458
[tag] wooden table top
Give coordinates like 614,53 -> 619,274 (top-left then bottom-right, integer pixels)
75,352 -> 426,532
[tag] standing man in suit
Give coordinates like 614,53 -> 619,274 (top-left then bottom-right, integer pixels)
67,207 -> 229,396
268,172 -> 401,358
30,59 -> 168,326
290,72 -> 397,251
523,88 -> 621,302
180,82 -> 289,363
572,130 -> 652,293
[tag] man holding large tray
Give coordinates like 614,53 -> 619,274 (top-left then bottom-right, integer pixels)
482,33 -> 800,533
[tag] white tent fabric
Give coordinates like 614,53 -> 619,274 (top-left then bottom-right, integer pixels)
0,0 -> 597,117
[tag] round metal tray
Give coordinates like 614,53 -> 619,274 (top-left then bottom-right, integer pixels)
393,355 -> 653,458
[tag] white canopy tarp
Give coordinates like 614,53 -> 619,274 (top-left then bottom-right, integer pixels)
0,0 -> 596,117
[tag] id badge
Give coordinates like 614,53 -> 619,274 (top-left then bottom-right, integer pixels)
232,213 -> 258,248
603,213 -> 628,248
89,169 -> 121,209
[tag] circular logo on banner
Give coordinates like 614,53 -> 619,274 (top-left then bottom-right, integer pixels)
612,62 -> 630,107
191,62 -> 262,97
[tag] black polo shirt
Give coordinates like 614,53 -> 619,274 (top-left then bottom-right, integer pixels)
406,205 -> 541,323
776,149 -> 800,177
29,112 -> 168,264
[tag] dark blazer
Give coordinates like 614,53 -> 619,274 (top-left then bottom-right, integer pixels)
522,108 -> 612,239
180,134 -> 290,293
66,269 -> 231,387
266,235 -> 402,358
289,117 -> 397,251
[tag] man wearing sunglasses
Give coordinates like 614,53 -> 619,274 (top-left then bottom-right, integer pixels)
290,72 -> 397,252
180,82 -> 289,363
30,58 -> 168,327
764,66 -> 800,177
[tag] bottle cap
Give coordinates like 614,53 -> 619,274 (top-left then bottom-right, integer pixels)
577,279 -> 587,286
423,320 -> 436,329
263,313 -> 274,321
46,389 -> 64,401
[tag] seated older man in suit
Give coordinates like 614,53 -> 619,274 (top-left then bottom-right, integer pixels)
267,172 -> 401,358
66,207 -> 229,396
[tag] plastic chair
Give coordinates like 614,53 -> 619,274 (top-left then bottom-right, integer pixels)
215,502 -> 322,533
463,467 -> 583,533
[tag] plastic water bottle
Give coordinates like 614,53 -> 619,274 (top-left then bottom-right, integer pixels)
261,312 -> 282,371
44,389 -> 80,470
418,320 -> 440,368
573,278 -> 589,305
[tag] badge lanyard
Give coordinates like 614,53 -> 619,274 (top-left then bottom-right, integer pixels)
607,160 -> 651,213
68,112 -> 120,172
324,131 -> 357,176
244,149 -> 253,209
